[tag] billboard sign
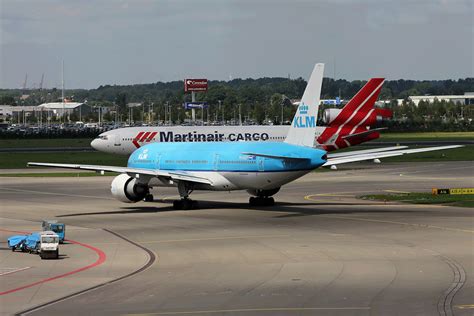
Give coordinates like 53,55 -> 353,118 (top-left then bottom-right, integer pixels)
183,102 -> 208,109
184,79 -> 208,92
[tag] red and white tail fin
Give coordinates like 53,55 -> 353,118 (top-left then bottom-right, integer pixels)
329,78 -> 385,127
317,78 -> 385,149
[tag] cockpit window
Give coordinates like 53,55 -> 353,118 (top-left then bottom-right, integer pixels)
96,135 -> 108,140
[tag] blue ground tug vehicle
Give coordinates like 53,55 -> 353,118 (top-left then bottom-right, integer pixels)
8,231 -> 60,259
7,235 -> 27,252
41,220 -> 66,243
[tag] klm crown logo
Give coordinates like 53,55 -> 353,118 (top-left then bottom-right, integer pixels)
299,103 -> 309,115
293,102 -> 316,128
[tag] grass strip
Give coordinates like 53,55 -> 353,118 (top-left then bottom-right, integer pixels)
361,192 -> 474,208
0,152 -> 128,169
0,138 -> 94,148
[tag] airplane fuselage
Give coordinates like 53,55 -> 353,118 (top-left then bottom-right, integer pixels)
128,141 -> 327,191
92,126 -> 327,155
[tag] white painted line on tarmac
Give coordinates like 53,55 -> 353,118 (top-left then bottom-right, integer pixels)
0,187 -> 115,200
0,266 -> 32,276
125,306 -> 371,315
140,234 -> 290,244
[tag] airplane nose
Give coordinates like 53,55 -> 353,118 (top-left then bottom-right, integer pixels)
91,139 -> 100,150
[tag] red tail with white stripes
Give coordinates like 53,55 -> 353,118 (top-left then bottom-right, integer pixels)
317,78 -> 391,151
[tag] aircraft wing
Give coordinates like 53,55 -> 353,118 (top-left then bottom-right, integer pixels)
327,146 -> 408,158
342,127 -> 388,140
27,162 -> 213,185
324,145 -> 463,167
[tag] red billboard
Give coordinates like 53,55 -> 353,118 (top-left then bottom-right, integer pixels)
184,79 -> 208,92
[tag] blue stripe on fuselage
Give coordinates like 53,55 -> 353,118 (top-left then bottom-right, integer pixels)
127,142 -> 326,172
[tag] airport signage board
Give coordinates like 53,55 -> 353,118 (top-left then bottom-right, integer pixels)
185,79 -> 208,92
432,188 -> 474,195
183,102 -> 208,109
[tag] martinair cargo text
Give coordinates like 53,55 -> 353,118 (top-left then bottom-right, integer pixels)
91,78 -> 392,155
29,63 -> 462,210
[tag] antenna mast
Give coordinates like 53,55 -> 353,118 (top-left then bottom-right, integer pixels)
39,73 -> 44,90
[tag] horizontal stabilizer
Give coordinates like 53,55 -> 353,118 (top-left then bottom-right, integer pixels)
327,146 -> 408,159
324,145 -> 463,167
242,152 -> 309,161
342,128 -> 388,140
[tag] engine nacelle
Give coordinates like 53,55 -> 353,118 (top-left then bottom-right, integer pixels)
322,109 -> 342,125
366,108 -> 393,126
247,187 -> 280,197
111,174 -> 149,203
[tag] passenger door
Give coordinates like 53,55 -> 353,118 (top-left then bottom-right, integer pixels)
156,153 -> 161,170
213,154 -> 219,171
257,157 -> 264,172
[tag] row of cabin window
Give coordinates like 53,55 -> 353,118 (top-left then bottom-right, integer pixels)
163,160 -> 256,165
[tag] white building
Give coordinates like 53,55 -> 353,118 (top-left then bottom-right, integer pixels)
38,102 -> 87,116
397,93 -> 474,106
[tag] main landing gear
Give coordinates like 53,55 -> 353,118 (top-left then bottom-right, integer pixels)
173,199 -> 198,210
172,182 -> 198,210
247,188 -> 280,207
249,196 -> 275,206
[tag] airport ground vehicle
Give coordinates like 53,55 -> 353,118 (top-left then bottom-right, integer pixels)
42,220 -> 66,243
8,235 -> 27,252
8,231 -> 60,259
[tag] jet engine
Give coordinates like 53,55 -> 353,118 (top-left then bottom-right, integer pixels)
111,174 -> 149,203
322,109 -> 342,125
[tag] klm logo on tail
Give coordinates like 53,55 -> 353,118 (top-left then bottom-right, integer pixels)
293,103 -> 316,128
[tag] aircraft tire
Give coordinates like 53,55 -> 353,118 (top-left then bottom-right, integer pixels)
266,197 -> 275,206
249,197 -> 257,206
182,199 -> 196,210
144,194 -> 154,202
173,200 -> 183,210
249,197 -> 274,207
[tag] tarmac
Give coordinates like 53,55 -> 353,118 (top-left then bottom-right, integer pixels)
0,161 -> 473,316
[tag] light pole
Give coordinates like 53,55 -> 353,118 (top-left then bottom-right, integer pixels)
218,100 -> 223,124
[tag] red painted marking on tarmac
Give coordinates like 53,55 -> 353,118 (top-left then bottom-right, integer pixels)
0,228 -> 107,296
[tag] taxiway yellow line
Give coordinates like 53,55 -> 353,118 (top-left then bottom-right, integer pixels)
455,304 -> 474,309
318,215 -> 474,234
304,192 -> 473,233
125,306 -> 370,315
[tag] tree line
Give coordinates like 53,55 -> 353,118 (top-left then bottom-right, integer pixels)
0,77 -> 472,131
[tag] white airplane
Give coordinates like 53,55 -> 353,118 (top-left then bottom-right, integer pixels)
90,78 -> 392,155
29,63 -> 461,209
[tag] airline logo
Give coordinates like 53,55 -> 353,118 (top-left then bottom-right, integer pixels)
132,132 -> 157,148
293,103 -> 316,128
132,131 -> 270,148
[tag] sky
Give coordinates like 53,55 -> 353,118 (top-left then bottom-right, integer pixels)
1,0 -> 473,89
